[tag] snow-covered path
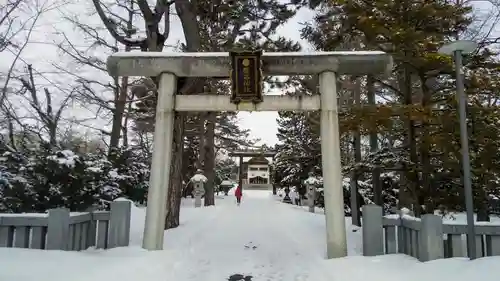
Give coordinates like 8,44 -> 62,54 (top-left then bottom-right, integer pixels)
1,190 -> 499,281
167,191 -> 329,281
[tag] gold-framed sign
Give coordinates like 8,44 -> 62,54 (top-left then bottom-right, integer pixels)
229,50 -> 263,104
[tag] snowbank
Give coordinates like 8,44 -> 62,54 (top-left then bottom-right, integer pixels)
0,190 -> 498,281
316,254 -> 500,281
385,209 -> 500,225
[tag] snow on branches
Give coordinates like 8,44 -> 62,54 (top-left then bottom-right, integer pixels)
0,145 -> 150,213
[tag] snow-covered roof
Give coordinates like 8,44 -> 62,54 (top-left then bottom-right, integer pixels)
107,51 -> 393,77
191,174 -> 208,183
247,156 -> 269,165
110,51 -> 387,58
304,176 -> 323,185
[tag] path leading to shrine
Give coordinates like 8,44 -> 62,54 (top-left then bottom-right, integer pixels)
163,190 -> 357,281
0,190 -> 497,281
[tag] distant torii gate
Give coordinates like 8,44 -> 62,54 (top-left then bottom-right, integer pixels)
106,51 -> 393,259
229,149 -> 276,190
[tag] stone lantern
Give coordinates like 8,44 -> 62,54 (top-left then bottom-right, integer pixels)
304,172 -> 320,213
219,180 -> 234,196
190,169 -> 207,207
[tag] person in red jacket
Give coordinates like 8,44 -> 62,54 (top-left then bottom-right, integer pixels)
235,185 -> 242,205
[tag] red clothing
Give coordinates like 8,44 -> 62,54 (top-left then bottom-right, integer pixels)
235,187 -> 242,198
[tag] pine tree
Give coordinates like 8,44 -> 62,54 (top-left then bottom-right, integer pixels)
274,111 -> 320,195
301,0 -> 500,217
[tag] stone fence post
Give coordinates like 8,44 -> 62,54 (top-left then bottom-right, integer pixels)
362,204 -> 384,256
46,208 -> 70,250
419,214 -> 444,262
108,200 -> 132,248
362,204 -> 445,261
46,200 -> 132,250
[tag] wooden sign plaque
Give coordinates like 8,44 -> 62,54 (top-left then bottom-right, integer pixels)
229,50 -> 263,104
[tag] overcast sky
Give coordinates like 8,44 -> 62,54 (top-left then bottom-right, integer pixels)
157,5 -> 316,146
1,1 -> 317,147
1,1 -> 497,147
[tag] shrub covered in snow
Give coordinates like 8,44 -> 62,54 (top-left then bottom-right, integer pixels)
308,176 -> 366,214
301,173 -> 399,215
107,148 -> 150,205
0,145 -> 150,213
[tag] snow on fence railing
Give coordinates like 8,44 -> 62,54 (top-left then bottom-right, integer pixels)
0,201 -> 131,251
362,204 -> 500,261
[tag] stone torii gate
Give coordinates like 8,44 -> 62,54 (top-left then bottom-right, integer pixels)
106,51 -> 393,259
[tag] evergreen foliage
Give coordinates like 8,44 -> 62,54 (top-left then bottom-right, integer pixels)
0,139 -> 149,213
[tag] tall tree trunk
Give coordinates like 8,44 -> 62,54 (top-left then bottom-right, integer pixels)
402,66 -> 421,217
109,76 -> 129,151
48,123 -> 57,148
471,113 -> 488,221
108,1 -> 133,157
476,181 -> 490,222
92,0 -> 192,228
351,77 -> 362,226
165,112 -> 185,229
476,173 -> 489,222
420,79 -> 433,214
394,72 -> 412,212
7,116 -> 16,150
121,99 -> 133,147
197,114 -> 205,170
367,75 -> 382,206
204,112 -> 216,206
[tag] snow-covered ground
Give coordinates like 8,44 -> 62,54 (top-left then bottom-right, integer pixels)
0,190 -> 498,281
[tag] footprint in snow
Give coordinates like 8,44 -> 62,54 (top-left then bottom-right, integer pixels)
228,273 -> 253,281
244,242 -> 258,250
